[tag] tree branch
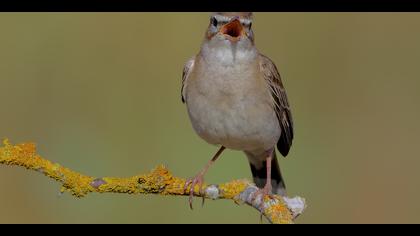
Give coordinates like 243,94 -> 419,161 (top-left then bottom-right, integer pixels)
0,139 -> 306,224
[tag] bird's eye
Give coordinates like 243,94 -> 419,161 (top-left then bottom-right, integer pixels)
211,17 -> 218,27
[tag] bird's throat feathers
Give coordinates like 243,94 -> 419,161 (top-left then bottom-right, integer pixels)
200,40 -> 258,67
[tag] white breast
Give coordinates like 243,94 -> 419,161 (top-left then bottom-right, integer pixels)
185,48 -> 280,153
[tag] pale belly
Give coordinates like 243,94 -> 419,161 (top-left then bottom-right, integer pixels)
185,69 -> 281,152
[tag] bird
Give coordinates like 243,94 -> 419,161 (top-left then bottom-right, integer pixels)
181,12 -> 294,209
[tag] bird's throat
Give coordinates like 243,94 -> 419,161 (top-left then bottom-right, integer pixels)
201,42 -> 257,67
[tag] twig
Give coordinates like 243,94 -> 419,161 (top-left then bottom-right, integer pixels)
0,139 -> 305,224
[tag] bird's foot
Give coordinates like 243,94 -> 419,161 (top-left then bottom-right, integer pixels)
251,183 -> 275,221
183,172 -> 206,210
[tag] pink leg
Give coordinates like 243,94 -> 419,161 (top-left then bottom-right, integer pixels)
184,146 -> 226,210
252,149 -> 276,214
264,154 -> 273,193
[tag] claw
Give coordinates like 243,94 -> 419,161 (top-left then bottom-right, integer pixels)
184,174 -> 205,210
251,183 -> 275,219
183,146 -> 225,210
183,178 -> 194,210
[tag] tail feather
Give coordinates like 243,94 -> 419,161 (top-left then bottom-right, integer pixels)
247,151 -> 287,196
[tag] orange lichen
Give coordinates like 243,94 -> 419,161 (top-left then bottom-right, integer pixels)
0,139 -> 301,224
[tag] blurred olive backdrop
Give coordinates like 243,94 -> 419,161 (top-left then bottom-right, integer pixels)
0,13 -> 419,224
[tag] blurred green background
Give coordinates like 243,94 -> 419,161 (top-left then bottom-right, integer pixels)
0,13 -> 419,224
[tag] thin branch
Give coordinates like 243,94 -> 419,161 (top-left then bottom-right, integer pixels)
0,139 -> 306,224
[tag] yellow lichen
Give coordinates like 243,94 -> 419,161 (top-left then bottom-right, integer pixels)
264,200 -> 294,224
219,179 -> 249,199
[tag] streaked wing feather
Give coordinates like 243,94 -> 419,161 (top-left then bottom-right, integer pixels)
181,57 -> 195,103
259,54 -> 294,157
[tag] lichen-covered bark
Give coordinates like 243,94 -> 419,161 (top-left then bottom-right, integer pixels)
0,139 -> 305,224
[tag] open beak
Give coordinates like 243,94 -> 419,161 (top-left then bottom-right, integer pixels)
219,19 -> 244,42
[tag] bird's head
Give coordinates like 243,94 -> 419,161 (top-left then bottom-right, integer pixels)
204,12 -> 254,50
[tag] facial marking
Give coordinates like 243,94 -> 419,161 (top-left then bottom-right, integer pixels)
239,18 -> 252,26
213,14 -> 231,25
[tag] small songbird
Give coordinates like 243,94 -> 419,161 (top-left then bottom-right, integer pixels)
181,12 -> 294,208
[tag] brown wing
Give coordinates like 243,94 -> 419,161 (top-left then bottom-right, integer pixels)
181,57 -> 195,103
259,54 -> 294,157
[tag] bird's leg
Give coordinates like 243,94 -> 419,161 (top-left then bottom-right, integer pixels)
251,148 -> 276,215
184,146 -> 226,210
